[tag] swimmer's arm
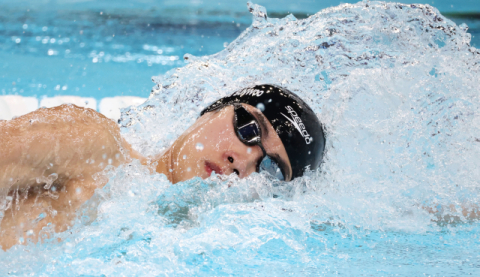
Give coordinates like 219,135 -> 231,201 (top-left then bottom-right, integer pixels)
424,204 -> 480,221
0,104 -> 143,190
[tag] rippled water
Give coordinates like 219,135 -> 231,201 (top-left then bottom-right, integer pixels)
2,1 -> 480,276
0,4 -> 244,99
1,0 -> 478,100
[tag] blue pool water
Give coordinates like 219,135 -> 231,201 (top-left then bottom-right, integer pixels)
2,1 -> 480,276
0,0 -> 478,99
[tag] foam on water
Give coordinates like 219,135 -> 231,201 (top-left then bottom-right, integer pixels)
2,1 -> 480,275
0,95 -> 38,120
99,96 -> 147,121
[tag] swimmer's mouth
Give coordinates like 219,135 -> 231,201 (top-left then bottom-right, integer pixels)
205,161 -> 223,176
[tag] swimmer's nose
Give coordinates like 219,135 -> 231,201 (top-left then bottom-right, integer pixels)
224,145 -> 264,178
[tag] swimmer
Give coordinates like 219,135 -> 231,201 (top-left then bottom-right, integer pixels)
0,84 -> 325,249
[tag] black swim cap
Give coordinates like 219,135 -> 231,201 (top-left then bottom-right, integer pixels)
201,84 -> 325,179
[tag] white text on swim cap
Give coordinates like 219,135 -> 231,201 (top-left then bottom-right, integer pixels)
281,106 -> 313,144
233,88 -> 264,97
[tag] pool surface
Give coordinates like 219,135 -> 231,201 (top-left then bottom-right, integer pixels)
0,0 -> 478,100
1,1 -> 480,276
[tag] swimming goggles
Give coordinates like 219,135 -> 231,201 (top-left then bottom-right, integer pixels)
233,104 -> 285,180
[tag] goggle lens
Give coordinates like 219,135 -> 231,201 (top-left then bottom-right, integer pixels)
259,156 -> 285,181
234,105 -> 261,144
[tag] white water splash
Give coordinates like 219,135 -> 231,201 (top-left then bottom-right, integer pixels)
2,1 -> 480,275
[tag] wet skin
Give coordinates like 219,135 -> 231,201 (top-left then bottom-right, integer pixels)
0,104 -> 291,249
160,104 -> 292,183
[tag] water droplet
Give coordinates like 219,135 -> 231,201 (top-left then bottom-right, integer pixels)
115,153 -> 120,160
102,153 -> 107,160
256,103 -> 265,112
26,230 -> 34,236
187,167 -> 191,172
183,155 -> 187,159
108,158 -> 113,165
76,187 -> 82,194
196,143 -> 204,151
247,148 -> 252,154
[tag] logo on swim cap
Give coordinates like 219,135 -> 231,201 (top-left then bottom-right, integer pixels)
233,88 -> 264,98
281,106 -> 313,145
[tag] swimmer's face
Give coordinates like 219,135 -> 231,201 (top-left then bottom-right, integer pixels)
165,104 -> 292,183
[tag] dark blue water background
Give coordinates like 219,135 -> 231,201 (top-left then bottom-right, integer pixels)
0,0 -> 478,99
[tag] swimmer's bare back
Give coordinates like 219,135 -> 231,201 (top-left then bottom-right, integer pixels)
0,104 -> 144,250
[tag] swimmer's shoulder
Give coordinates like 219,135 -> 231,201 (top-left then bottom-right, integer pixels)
2,104 -> 119,136
26,103 -> 111,123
